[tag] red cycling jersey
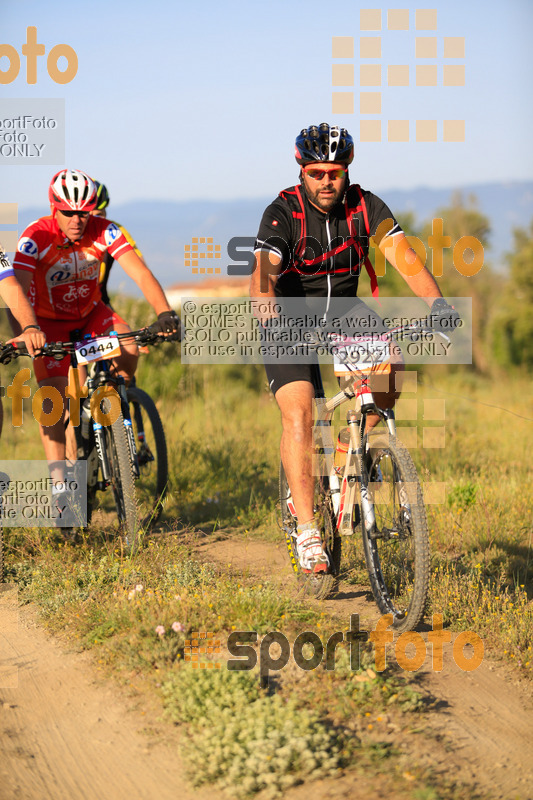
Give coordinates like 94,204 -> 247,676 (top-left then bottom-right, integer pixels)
13,214 -> 134,320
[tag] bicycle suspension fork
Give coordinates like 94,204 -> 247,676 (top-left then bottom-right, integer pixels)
92,413 -> 111,481
117,382 -> 140,479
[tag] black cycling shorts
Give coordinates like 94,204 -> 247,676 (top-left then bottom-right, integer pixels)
265,360 -> 321,396
262,300 -> 391,396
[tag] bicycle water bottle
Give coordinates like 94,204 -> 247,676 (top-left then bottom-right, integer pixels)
334,427 -> 351,473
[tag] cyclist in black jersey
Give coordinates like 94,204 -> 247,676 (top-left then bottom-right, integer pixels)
250,123 -> 459,574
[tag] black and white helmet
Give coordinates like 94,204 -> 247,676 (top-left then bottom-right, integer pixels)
295,123 -> 354,166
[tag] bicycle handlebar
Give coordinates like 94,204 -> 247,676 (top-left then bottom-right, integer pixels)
295,317 -> 454,377
0,327 -> 178,365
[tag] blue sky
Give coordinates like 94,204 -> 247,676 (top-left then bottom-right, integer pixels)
2,0 -> 532,210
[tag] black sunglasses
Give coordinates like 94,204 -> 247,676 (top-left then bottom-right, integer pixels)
60,209 -> 90,218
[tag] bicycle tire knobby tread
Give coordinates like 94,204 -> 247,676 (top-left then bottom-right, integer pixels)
362,432 -> 430,632
127,385 -> 168,526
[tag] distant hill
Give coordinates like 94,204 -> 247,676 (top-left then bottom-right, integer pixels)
15,181 -> 533,295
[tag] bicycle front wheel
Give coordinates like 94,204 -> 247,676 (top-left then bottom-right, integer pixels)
361,432 -> 429,632
279,462 -> 341,600
104,406 -> 140,554
127,385 -> 168,526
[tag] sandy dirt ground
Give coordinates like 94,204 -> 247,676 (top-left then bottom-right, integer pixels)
1,533 -> 532,800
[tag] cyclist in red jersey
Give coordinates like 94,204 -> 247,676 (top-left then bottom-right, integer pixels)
0,243 -> 47,436
13,169 -> 180,496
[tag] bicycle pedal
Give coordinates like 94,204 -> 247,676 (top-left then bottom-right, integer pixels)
302,562 -> 329,575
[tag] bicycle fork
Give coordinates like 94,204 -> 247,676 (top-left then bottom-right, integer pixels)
118,385 -> 140,479
337,412 -> 376,535
93,421 -> 111,482
314,392 -> 377,536
123,417 -> 139,478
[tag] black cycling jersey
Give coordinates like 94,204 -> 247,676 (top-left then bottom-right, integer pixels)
99,251 -> 113,306
254,183 -> 401,299
97,220 -> 143,307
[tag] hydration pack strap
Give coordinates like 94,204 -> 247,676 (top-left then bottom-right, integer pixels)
350,185 -> 379,298
279,183 -> 379,297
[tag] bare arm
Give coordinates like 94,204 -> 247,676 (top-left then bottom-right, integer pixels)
379,233 -> 442,307
4,270 -> 46,355
115,250 -> 172,315
249,250 -> 282,324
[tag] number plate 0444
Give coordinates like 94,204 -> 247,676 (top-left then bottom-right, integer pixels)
75,336 -> 121,365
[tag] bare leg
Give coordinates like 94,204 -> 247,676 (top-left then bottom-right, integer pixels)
275,380 -> 315,523
109,322 -> 139,384
37,376 -> 69,483
65,415 -> 78,464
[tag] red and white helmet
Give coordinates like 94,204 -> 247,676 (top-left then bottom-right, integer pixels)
48,169 -> 98,212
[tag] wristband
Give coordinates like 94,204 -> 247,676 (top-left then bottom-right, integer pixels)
22,325 -> 41,333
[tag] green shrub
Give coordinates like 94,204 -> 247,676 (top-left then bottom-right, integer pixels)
163,666 -> 344,798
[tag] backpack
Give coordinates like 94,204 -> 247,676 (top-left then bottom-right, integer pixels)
278,183 -> 379,297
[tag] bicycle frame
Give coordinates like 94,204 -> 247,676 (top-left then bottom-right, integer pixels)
310,318 -> 447,537
310,328 -> 402,538
313,377 -> 394,533
76,355 -> 140,489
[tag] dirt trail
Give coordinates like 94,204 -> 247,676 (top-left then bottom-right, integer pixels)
1,534 -> 532,800
198,534 -> 533,800
0,585 -> 210,800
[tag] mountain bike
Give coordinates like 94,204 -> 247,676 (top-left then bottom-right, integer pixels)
279,319 -> 448,632
127,377 -> 168,525
0,327 -> 172,553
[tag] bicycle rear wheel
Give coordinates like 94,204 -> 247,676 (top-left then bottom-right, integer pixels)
104,407 -> 140,553
361,432 -> 429,632
127,385 -> 168,526
279,462 -> 341,599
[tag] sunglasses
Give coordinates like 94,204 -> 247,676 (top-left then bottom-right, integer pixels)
303,167 -> 346,181
60,209 -> 90,218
